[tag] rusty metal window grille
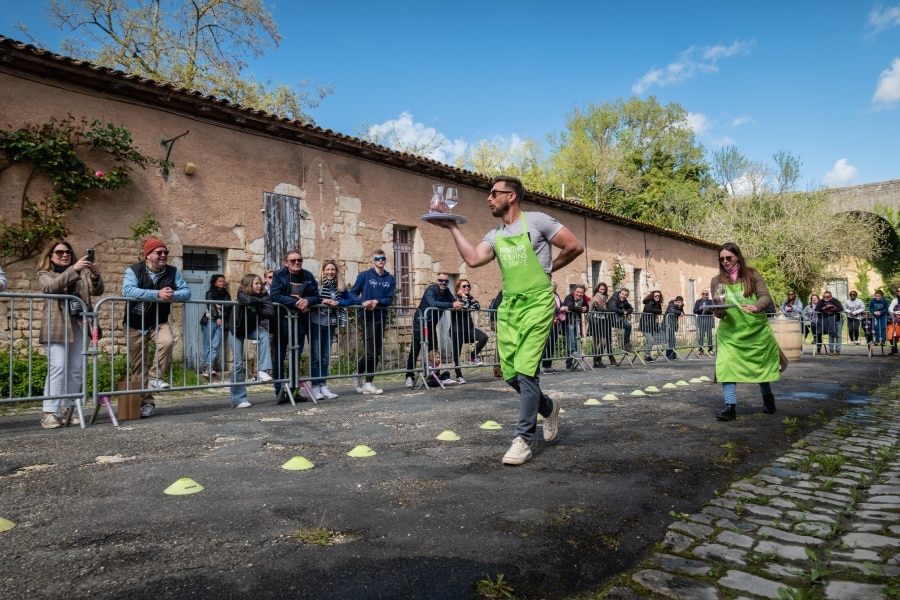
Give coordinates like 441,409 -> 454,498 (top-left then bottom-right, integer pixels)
183,251 -> 220,272
393,227 -> 412,307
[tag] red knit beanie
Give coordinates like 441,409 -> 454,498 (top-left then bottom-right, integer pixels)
142,238 -> 167,257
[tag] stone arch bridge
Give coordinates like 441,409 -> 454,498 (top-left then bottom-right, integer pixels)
828,179 -> 899,213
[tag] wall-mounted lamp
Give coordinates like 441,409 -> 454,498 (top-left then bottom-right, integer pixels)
160,130 -> 190,179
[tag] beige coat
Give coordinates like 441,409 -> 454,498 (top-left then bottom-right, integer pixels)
38,268 -> 104,344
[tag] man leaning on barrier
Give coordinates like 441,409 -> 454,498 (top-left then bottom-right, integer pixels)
122,238 -> 191,417
269,250 -> 320,403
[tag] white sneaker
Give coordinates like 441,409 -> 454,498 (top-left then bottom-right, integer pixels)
360,382 -> 383,395
310,385 -> 324,401
256,371 -> 272,382
502,437 -> 532,465
140,403 -> 155,418
234,401 -> 252,409
319,385 -> 338,399
543,398 -> 560,442
354,375 -> 364,394
147,378 -> 169,389
456,376 -> 466,385
406,376 -> 414,389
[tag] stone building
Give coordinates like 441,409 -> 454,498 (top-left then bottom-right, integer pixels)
0,36 -> 720,346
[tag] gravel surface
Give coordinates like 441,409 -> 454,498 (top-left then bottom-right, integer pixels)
0,349 -> 895,599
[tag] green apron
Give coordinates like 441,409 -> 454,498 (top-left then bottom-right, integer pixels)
494,212 -> 555,380
715,282 -> 780,383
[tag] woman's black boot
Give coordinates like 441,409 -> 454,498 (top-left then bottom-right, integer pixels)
762,393 -> 776,414
716,404 -> 736,421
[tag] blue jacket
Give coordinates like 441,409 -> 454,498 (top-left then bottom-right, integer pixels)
349,268 -> 395,321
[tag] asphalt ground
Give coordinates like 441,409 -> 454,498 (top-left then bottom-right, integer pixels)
0,346 -> 897,600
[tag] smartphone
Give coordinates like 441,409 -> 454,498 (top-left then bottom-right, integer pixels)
87,248 -> 95,263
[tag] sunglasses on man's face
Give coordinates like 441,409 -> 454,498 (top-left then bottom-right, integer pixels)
437,279 -> 449,284
287,258 -> 303,264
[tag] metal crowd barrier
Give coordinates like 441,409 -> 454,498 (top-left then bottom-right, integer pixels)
0,292 -> 92,427
416,306 -> 498,390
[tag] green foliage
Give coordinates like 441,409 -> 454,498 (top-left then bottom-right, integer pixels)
475,574 -> 515,599
0,350 -> 48,398
611,257 -> 626,289
0,115 -> 167,260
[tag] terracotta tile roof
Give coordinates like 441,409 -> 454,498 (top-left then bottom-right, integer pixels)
0,35 -> 718,248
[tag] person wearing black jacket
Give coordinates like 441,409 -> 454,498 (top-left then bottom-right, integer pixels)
641,291 -> 664,362
815,291 -> 844,355
664,296 -> 685,360
449,278 -> 489,382
561,284 -> 588,370
693,289 -> 715,356
227,274 -> 274,408
268,250 -> 321,401
201,273 -> 230,378
405,273 -> 462,386
606,288 -> 634,352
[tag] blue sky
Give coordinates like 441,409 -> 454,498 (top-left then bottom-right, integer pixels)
5,1 -> 900,191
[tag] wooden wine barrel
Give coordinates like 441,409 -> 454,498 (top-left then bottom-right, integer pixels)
769,317 -> 802,361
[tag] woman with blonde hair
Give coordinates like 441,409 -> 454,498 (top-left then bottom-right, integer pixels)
310,259 -> 354,399
37,240 -> 104,428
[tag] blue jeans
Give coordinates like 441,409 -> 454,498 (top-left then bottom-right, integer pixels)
309,324 -> 334,387
202,320 -> 222,368
230,327 -> 272,406
722,381 -> 772,406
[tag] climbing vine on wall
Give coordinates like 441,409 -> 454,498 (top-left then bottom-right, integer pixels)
0,114 -> 169,261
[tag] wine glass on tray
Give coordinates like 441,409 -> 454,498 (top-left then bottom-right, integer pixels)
713,283 -> 726,305
445,188 -> 458,214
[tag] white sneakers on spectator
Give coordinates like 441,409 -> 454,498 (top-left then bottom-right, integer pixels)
319,385 -> 338,399
310,386 -> 324,401
406,376 -> 414,389
140,403 -> 155,418
256,371 -> 272,382
41,414 -> 62,429
354,375 -> 363,394
456,376 -> 466,385
147,378 -> 169,389
234,401 -> 252,409
360,382 -> 383,395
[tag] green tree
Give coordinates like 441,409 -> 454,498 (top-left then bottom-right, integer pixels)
23,0 -> 329,123
0,114 -> 166,261
548,96 -> 710,221
455,138 -> 552,194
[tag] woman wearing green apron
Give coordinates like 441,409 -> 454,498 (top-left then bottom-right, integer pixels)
713,243 -> 781,421
428,176 -> 584,465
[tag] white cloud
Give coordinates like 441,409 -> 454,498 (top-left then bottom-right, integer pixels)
731,116 -> 753,127
867,3 -> 900,37
632,40 -> 755,94
368,112 -> 466,164
873,57 -> 900,107
686,112 -> 710,135
825,158 -> 859,187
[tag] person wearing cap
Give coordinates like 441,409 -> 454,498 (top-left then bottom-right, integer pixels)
122,238 -> 191,417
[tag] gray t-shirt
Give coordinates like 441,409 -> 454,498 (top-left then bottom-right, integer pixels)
482,211 -> 563,274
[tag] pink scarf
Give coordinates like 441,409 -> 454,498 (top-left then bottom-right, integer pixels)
726,264 -> 740,282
